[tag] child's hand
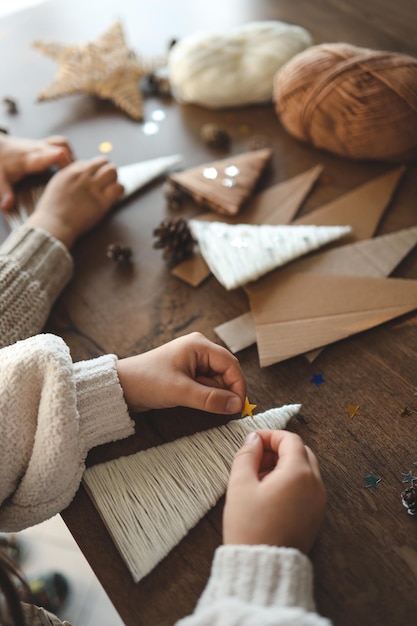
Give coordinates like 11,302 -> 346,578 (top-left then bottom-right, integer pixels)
116,332 -> 246,415
223,430 -> 326,554
0,134 -> 73,211
26,157 -> 124,249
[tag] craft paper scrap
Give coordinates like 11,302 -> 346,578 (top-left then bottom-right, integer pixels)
83,404 -> 300,582
294,166 -> 405,241
189,220 -> 352,290
215,312 -> 256,354
215,225 -> 417,354
246,272 -> 417,366
172,164 -> 323,287
169,148 -> 272,216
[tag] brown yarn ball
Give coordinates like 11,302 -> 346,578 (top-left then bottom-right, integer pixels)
273,43 -> 417,162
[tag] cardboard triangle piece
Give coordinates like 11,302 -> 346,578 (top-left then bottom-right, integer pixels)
172,165 -> 323,287
118,154 -> 183,199
215,227 -> 417,353
215,312 -> 256,354
169,148 -> 272,216
294,166 -> 406,241
189,220 -> 351,290
246,272 -> 417,367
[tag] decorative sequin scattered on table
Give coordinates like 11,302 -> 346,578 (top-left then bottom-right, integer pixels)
142,121 -> 159,135
99,141 -> 113,154
402,471 -> 417,485
310,373 -> 325,387
364,472 -> 381,488
345,404 -> 360,418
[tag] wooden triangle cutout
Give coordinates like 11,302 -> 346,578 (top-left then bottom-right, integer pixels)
83,404 -> 300,582
172,164 -> 324,287
169,148 -> 272,216
189,221 -> 351,290
246,272 -> 417,366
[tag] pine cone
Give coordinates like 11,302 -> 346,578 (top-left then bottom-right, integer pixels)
153,217 -> 195,263
200,124 -> 231,149
163,180 -> 185,211
401,486 -> 417,515
248,134 -> 271,151
106,242 -> 133,266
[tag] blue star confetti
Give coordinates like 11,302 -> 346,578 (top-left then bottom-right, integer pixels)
364,472 -> 381,488
402,471 -> 417,485
310,373 -> 325,387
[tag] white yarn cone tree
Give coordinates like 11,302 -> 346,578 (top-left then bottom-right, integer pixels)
83,404 -> 300,582
189,220 -> 352,289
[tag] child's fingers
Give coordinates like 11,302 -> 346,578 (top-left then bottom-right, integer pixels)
0,172 -> 14,211
102,182 -> 125,206
228,431 -> 264,488
93,162 -> 119,189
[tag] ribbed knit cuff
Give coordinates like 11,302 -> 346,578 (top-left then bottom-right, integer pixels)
73,354 -> 135,455
0,225 -> 73,301
196,545 -> 316,613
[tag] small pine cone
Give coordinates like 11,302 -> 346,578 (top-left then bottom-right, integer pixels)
106,242 -> 133,266
248,134 -> 271,151
163,180 -> 185,211
153,217 -> 195,263
401,486 -> 417,515
200,124 -> 231,150
141,72 -> 172,97
3,97 -> 18,115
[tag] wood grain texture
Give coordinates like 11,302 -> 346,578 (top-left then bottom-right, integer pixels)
0,1 -> 416,624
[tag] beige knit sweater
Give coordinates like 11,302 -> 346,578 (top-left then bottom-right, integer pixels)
0,226 -> 331,626
0,226 -> 135,531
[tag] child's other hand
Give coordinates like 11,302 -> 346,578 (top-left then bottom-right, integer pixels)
0,135 -> 73,211
223,430 -> 326,554
26,157 -> 124,248
116,332 -> 246,415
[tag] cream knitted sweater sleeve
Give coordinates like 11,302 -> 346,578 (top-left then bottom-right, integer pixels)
0,225 -> 73,347
0,227 -> 135,531
0,332 -> 135,531
176,545 -> 332,625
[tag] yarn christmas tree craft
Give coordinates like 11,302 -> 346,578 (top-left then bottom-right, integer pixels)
171,163 -> 323,287
3,155 -> 182,230
189,220 -> 351,290
169,148 -> 272,216
83,404 -> 300,583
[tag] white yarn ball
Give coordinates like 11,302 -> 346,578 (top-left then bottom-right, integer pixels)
168,21 -> 313,109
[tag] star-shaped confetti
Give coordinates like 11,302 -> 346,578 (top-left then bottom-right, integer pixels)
345,404 -> 360,418
310,373 -> 325,387
32,22 -> 155,121
241,396 -> 257,418
402,471 -> 417,485
364,472 -> 381,488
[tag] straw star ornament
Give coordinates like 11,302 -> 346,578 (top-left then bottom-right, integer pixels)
32,22 -> 151,121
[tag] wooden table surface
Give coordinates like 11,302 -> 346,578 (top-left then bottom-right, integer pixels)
1,1 -> 417,624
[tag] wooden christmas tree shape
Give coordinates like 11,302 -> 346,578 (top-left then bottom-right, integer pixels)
189,220 -> 351,290
83,404 -> 300,582
169,148 -> 272,216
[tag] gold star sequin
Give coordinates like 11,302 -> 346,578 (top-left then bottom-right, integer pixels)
241,396 -> 257,419
32,22 -> 156,121
99,141 -> 113,153
345,404 -> 360,418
